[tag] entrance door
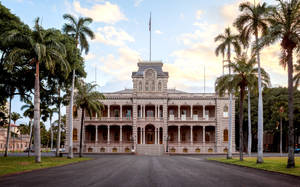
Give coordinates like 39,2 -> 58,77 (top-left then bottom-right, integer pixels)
145,124 -> 155,144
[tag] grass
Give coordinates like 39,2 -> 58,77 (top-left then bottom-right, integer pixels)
0,156 -> 92,176
209,157 -> 300,176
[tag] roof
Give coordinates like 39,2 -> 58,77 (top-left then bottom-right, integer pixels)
167,89 -> 187,94
112,89 -> 133,94
132,61 -> 169,78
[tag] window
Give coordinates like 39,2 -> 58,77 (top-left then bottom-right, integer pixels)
223,129 -> 228,141
139,81 -> 142,91
73,128 -> 78,141
145,81 -> 149,91
158,82 -> 162,91
151,80 -> 155,91
223,105 -> 228,117
73,105 -> 78,118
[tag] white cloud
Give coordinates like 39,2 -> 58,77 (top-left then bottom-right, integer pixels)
73,1 -> 127,24
134,0 -> 144,7
196,10 -> 203,20
84,53 -> 96,61
155,30 -> 163,34
93,26 -> 135,46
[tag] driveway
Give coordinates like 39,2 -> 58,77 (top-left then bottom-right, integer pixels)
0,155 -> 299,187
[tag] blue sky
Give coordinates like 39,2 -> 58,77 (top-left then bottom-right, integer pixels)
2,0 -> 286,128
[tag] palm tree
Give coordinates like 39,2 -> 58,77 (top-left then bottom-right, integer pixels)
11,112 -> 22,125
234,1 -> 271,163
21,100 -> 34,157
62,14 -> 95,159
74,82 -> 104,157
260,0 -> 300,168
8,18 -> 70,162
294,60 -> 300,89
215,54 -> 270,161
215,27 -> 241,159
44,107 -> 57,150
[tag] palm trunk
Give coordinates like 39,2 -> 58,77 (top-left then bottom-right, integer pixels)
68,69 -> 75,159
79,107 -> 85,157
56,88 -> 61,157
4,95 -> 12,157
248,89 -> 252,156
33,60 -> 41,163
50,118 -> 53,150
28,119 -> 33,157
287,48 -> 295,168
280,116 -> 282,157
227,44 -> 233,159
255,31 -> 264,163
239,86 -> 245,161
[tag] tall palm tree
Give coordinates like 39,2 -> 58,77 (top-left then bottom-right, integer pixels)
44,107 -> 57,150
215,54 -> 270,161
11,112 -> 22,124
74,82 -> 104,157
215,27 -> 241,159
8,18 -> 70,162
260,0 -> 300,168
294,60 -> 300,89
234,1 -> 271,163
21,100 -> 34,157
62,14 -> 94,159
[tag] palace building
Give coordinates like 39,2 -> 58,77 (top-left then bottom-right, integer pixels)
66,62 -> 235,155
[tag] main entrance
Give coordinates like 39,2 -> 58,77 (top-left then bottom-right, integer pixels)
145,124 -> 155,144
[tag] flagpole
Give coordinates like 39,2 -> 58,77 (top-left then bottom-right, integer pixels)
149,12 -> 151,62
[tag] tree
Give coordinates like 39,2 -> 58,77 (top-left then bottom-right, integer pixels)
74,82 -> 104,157
215,27 -> 241,159
234,1 -> 271,163
62,14 -> 94,159
215,53 -> 270,161
11,112 -> 22,124
8,18 -> 70,162
21,99 -> 34,157
294,60 -> 300,89
260,0 -> 300,168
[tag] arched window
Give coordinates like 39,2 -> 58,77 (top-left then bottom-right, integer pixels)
223,105 -> 228,117
73,128 -> 78,141
158,82 -> 162,91
145,81 -> 149,91
139,81 -> 142,91
151,80 -> 155,91
73,105 -> 78,118
223,129 -> 228,141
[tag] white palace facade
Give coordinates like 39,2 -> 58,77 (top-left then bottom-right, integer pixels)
66,62 -> 236,155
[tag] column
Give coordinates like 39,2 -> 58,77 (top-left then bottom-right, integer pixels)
140,128 -> 142,144
108,105 -> 110,118
120,126 -> 122,143
107,126 -> 110,144
155,128 -> 157,144
120,105 -> 123,119
158,128 -> 160,144
203,105 -> 205,119
155,105 -> 157,119
143,105 -> 146,118
143,127 -> 145,144
203,126 -> 205,143
178,126 -> 181,143
190,126 -> 193,145
83,126 -> 86,144
158,105 -> 160,118
95,125 -> 98,143
178,105 -> 180,119
190,105 -> 193,118
139,105 -> 142,118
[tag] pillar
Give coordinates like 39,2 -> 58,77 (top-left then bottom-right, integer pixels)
178,105 -> 180,119
143,104 -> 146,118
158,105 -> 160,118
155,128 -> 157,144
143,127 -> 146,144
107,126 -> 110,144
190,126 -> 193,145
158,128 -> 160,144
140,128 -> 142,144
95,125 -> 98,143
120,105 -> 123,119
190,105 -> 193,118
203,105 -> 205,119
178,126 -> 181,143
108,105 -> 110,118
203,126 -> 205,143
155,105 -> 157,119
120,126 -> 122,143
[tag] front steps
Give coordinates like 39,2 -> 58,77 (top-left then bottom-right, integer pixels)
136,144 -> 165,156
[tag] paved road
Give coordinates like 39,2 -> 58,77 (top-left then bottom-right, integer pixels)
0,155 -> 299,187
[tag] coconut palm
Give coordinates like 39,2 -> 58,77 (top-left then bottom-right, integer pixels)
62,14 -> 94,159
215,53 -> 270,161
74,82 -> 104,157
11,112 -> 21,124
234,1 -> 271,163
215,27 -> 241,159
260,0 -> 300,168
8,18 -> 70,162
21,100 -> 34,157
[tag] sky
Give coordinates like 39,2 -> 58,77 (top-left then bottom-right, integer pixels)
2,0 -> 288,128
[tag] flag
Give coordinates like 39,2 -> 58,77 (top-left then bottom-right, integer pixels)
149,13 -> 151,31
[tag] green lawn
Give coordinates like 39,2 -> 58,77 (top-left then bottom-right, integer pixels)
209,157 -> 300,176
0,156 -> 92,176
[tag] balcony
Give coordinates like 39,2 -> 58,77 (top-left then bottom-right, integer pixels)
137,117 -> 163,121
168,115 -> 215,121
84,116 -> 133,122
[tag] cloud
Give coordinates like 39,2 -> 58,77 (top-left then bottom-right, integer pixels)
134,0 -> 144,7
84,53 -> 96,61
73,1 -> 127,24
155,30 -> 163,34
93,26 -> 135,46
196,10 -> 203,20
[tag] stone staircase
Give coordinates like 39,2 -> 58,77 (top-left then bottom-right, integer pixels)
136,144 -> 165,156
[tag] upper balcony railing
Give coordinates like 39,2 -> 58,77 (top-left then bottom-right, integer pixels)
84,116 -> 133,121
168,115 -> 215,121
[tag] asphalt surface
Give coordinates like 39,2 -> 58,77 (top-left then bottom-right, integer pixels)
0,155 -> 300,187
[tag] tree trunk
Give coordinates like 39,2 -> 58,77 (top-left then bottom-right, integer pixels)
4,95 -> 12,157
239,86 -> 245,161
255,31 -> 264,164
287,48 -> 295,168
248,89 -> 252,156
227,44 -> 233,159
68,69 -> 75,159
79,107 -> 85,157
56,88 -> 61,157
28,119 -> 33,157
280,116 -> 282,157
50,118 -> 53,150
33,60 -> 41,163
